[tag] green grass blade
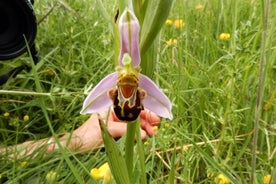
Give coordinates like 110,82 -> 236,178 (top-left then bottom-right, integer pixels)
98,116 -> 130,184
140,0 -> 174,54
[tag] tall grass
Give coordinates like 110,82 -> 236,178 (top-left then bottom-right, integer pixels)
0,0 -> 275,183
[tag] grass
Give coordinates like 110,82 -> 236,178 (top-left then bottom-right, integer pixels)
1,0 -> 276,183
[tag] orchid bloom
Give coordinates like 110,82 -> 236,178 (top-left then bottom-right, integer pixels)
81,9 -> 172,121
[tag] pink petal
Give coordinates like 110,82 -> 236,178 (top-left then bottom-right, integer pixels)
118,10 -> 140,67
139,74 -> 173,119
80,72 -> 118,114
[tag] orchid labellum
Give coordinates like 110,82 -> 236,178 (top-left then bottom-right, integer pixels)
81,9 -> 172,121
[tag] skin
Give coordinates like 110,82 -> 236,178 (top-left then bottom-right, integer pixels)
0,109 -> 160,158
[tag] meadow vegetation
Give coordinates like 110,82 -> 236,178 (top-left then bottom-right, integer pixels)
0,0 -> 275,183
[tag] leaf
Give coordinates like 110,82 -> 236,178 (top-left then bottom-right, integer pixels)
140,0 -> 174,54
98,115 -> 130,184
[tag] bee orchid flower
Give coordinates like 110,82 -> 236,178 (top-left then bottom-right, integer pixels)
81,9 -> 172,121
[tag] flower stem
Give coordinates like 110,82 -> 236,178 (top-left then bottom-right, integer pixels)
125,121 -> 137,179
136,118 -> 147,184
250,0 -> 270,183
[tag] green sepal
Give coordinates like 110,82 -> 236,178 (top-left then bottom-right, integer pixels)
98,114 -> 130,184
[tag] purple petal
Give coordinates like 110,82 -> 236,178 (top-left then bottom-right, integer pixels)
118,10 -> 140,67
139,74 -> 173,119
80,72 -> 118,114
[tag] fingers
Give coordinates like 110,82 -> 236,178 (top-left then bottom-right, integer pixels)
106,108 -> 161,138
108,121 -> 147,140
139,110 -> 160,136
140,110 -> 160,126
108,108 -> 160,125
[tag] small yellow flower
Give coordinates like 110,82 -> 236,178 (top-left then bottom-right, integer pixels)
173,19 -> 185,28
90,162 -> 112,184
0,173 -> 2,179
217,174 -> 230,184
165,19 -> 173,25
144,141 -> 149,145
46,171 -> 58,182
166,38 -> 178,46
21,161 -> 28,168
263,174 -> 271,184
219,33 -> 231,40
23,115 -> 29,122
152,126 -> 159,136
182,145 -> 189,151
3,112 -> 10,117
196,4 -> 204,10
164,123 -> 170,128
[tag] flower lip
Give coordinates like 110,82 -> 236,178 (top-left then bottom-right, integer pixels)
118,9 -> 141,67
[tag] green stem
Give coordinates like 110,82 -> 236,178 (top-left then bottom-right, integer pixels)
0,90 -> 51,96
250,0 -> 270,183
136,118 -> 146,184
125,121 -> 137,179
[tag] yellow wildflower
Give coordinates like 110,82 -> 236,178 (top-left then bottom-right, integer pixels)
196,4 -> 204,10
23,115 -> 29,122
166,38 -> 178,46
144,141 -> 149,145
263,174 -> 271,184
152,126 -> 159,135
217,174 -> 230,184
182,145 -> 189,151
3,112 -> 10,117
219,33 -> 231,40
21,161 -> 28,168
46,171 -> 58,182
173,19 -> 185,28
164,123 -> 170,128
165,19 -> 172,25
90,162 -> 112,184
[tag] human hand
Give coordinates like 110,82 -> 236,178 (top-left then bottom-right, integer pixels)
48,109 -> 160,152
101,109 -> 160,138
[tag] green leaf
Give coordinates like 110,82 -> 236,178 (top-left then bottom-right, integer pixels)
167,147 -> 177,184
98,115 -> 130,184
140,36 -> 159,78
113,13 -> 120,66
140,0 -> 174,54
